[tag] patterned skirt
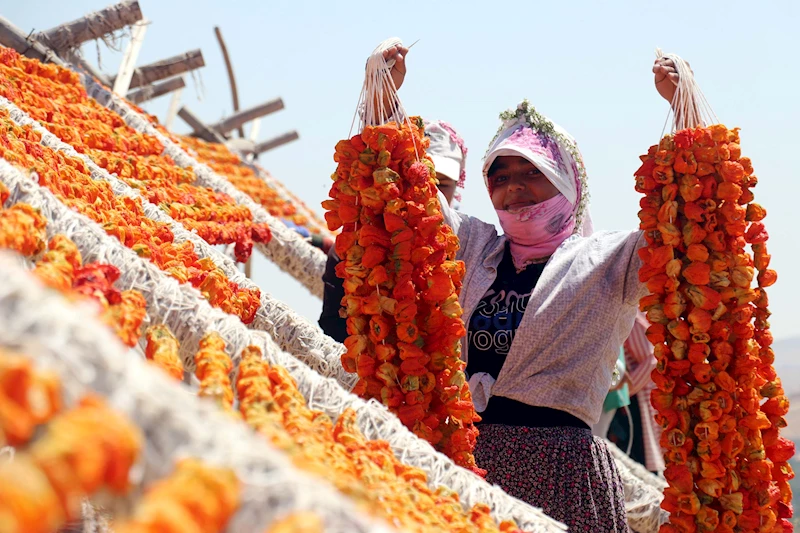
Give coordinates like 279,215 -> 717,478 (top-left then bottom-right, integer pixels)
474,424 -> 629,532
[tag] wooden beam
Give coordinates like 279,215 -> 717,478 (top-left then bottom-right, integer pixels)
253,131 -> 299,155
203,98 -> 284,135
34,0 -> 143,52
214,27 -> 244,138
0,16 -> 65,65
127,76 -> 185,104
111,19 -> 147,96
63,50 -> 112,85
225,138 -> 256,154
116,49 -> 205,90
178,107 -> 225,143
164,88 -> 183,130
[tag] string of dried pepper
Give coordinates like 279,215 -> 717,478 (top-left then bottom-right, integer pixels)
0,348 -> 62,447
323,118 -> 482,475
264,512 -> 324,533
0,202 -> 47,256
113,459 -> 240,533
194,332 -> 235,411
635,124 -> 793,533
144,325 -> 184,380
0,390 -> 142,533
235,343 -> 522,533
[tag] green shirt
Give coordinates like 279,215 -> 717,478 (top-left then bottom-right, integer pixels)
602,347 -> 630,412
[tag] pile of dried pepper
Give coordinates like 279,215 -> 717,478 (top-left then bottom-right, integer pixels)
323,118 -> 482,475
0,109 -> 261,323
113,459 -> 241,533
0,196 -> 147,347
0,46 -> 272,264
0,360 -> 143,533
635,124 -> 793,533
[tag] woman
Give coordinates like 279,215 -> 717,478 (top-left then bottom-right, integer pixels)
319,118 -> 468,342
377,44 -> 681,531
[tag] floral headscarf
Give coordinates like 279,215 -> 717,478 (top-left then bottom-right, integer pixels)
483,100 -> 593,237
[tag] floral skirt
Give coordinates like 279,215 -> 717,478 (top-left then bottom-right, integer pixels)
474,424 -> 629,532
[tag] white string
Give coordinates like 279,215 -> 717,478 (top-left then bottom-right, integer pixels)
655,48 -> 719,136
352,38 -> 419,160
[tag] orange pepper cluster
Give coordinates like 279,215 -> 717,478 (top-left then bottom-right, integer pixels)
234,342 -> 521,533
0,109 -> 261,323
323,119 -> 481,474
0,198 -> 148,346
113,459 -> 241,533
635,125 -> 793,533
194,332 -> 235,411
0,348 -> 61,447
0,385 -> 142,533
0,195 -> 47,257
144,325 -> 184,381
264,512 -> 324,533
0,46 -> 272,263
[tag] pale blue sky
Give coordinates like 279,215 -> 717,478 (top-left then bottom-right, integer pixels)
8,2 -> 799,350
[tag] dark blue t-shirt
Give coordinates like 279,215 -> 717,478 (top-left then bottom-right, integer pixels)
466,244 -> 545,380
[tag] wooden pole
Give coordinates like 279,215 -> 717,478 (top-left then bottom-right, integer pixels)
127,76 -> 185,104
112,19 -> 147,96
164,88 -> 183,130
214,27 -> 244,138
253,131 -> 299,154
177,107 -> 226,143
113,49 -> 205,90
201,98 -> 284,135
248,118 -> 262,142
0,16 -> 65,65
34,0 -> 143,52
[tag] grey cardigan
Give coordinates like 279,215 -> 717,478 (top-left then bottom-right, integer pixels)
441,195 -> 647,427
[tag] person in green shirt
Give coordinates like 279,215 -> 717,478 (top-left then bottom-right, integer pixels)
593,347 -> 630,439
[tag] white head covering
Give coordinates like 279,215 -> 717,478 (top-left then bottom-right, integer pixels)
424,120 -> 468,202
482,100 -> 593,236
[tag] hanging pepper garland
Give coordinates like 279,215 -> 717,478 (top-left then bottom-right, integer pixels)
324,117 -> 482,475
635,123 -> 793,533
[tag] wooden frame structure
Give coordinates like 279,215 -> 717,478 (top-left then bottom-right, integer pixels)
0,1 -> 305,279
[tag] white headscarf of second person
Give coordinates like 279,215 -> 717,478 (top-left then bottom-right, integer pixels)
424,119 -> 467,208
482,100 -> 593,271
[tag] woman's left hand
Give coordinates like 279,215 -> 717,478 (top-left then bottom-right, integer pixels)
653,57 -> 685,104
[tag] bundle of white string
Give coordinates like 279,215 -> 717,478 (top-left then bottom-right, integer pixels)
656,48 -> 719,133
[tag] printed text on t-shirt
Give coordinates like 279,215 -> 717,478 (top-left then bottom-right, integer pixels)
467,288 -> 533,355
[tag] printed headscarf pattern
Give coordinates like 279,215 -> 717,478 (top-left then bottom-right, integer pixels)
424,119 -> 468,202
483,100 -> 593,237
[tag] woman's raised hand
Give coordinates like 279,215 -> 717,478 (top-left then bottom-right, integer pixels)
382,43 -> 409,91
653,57 -> 687,104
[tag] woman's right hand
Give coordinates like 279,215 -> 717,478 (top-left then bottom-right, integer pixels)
381,44 -> 409,91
